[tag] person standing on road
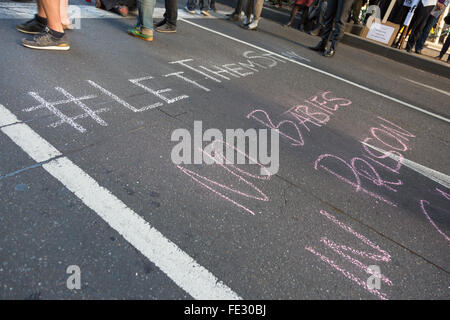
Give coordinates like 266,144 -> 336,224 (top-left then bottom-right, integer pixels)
19,0 -> 70,50
17,0 -> 73,33
185,0 -> 211,16
405,0 -> 442,52
127,0 -> 156,41
283,0 -> 314,31
154,0 -> 178,32
308,0 -> 353,57
227,0 -> 247,21
242,0 -> 264,30
435,13 -> 450,62
415,0 -> 449,53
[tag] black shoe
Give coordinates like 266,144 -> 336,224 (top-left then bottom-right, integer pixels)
405,45 -> 412,53
309,41 -> 326,52
415,49 -> 422,54
17,15 -> 46,35
154,19 -> 166,28
323,46 -> 336,57
22,28 -> 70,51
155,23 -> 176,33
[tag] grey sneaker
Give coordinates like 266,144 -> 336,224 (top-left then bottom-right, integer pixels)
22,28 -> 70,51
16,15 -> 46,34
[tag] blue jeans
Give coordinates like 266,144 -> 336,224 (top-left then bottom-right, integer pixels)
137,0 -> 156,30
187,0 -> 211,11
415,14 -> 440,52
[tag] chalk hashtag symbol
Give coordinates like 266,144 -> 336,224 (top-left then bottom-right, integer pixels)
23,87 -> 109,133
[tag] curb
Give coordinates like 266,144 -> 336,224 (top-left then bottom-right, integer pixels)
341,33 -> 450,79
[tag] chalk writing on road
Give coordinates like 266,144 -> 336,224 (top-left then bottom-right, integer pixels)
19,51 -> 284,132
314,117 -> 416,207
420,188 -> 450,243
178,91 -> 351,215
305,209 -> 393,300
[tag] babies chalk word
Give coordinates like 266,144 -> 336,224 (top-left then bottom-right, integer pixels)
171,121 -> 280,175
247,91 -> 352,147
177,91 -> 352,215
420,188 -> 450,243
305,209 -> 393,300
314,117 -> 416,207
21,51 -> 285,133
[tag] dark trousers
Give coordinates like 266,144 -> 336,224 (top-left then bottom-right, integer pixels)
163,0 -> 178,26
415,14 -> 440,52
348,0 -> 363,23
440,34 -> 450,61
321,0 -> 353,44
406,3 -> 435,50
233,0 -> 247,15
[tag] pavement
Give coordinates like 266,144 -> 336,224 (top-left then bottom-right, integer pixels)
0,0 -> 449,300
245,0 -> 450,78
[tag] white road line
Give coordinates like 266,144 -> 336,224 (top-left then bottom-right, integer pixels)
362,141 -> 450,189
180,18 -> 450,124
0,104 -> 241,300
401,77 -> 450,97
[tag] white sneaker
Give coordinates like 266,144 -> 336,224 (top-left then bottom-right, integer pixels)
242,14 -> 253,26
246,18 -> 260,30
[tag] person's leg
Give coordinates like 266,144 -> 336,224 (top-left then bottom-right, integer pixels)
17,0 -> 47,34
128,0 -> 155,40
246,0 -> 264,29
298,5 -> 309,31
166,0 -> 178,27
438,34 -> 450,58
200,0 -> 211,14
244,0 -> 254,21
315,0 -> 338,47
253,0 -> 264,20
352,0 -> 362,23
324,0 -> 353,56
284,4 -> 300,26
405,3 -> 432,51
40,0 -> 63,33
21,0 -> 70,50
236,0 -> 246,14
37,0 -> 46,19
60,0 -> 72,28
186,0 -> 196,11
415,14 -> 438,53
210,0 -> 216,11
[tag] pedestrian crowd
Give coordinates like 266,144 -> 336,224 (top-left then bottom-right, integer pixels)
12,0 -> 450,62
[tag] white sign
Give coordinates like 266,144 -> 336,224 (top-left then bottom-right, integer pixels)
366,23 -> 396,44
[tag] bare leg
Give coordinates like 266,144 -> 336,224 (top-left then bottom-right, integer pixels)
37,0 -> 46,18
285,5 -> 299,26
60,0 -> 71,26
41,0 -> 63,32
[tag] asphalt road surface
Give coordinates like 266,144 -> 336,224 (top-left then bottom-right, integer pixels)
0,0 -> 449,300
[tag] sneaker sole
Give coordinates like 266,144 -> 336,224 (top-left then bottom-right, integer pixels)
16,27 -> 42,35
22,43 -> 70,51
127,31 -> 153,42
156,29 -> 176,33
